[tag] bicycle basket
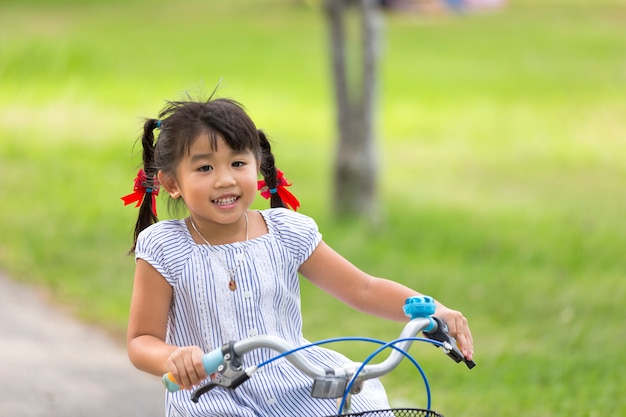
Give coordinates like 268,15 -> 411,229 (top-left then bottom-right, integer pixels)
331,408 -> 443,417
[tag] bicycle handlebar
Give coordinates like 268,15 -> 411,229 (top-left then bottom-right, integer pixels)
162,334 -> 331,393
162,296 -> 475,399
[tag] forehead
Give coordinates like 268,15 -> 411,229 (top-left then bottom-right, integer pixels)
187,133 -> 254,159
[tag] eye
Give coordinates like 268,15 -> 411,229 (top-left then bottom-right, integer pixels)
198,165 -> 212,172
232,161 -> 246,168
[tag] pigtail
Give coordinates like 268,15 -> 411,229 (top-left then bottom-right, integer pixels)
258,130 -> 288,209
128,119 -> 161,253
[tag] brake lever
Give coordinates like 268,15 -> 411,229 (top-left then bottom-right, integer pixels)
423,316 -> 476,369
190,341 -> 250,403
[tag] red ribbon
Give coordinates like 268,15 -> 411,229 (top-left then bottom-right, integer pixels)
257,169 -> 300,211
121,169 -> 159,216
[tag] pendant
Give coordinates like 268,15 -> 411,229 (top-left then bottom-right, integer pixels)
228,278 -> 237,291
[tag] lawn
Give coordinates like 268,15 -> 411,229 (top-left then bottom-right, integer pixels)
0,0 -> 624,415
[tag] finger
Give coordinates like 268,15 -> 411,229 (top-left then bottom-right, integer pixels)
191,350 -> 208,381
180,352 -> 206,388
167,349 -> 184,388
466,322 -> 474,355
456,316 -> 473,360
170,362 -> 190,390
169,348 -> 195,390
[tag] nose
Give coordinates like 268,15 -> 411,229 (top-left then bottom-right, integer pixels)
214,167 -> 236,188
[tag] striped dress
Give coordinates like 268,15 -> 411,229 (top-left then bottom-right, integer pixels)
135,208 -> 390,417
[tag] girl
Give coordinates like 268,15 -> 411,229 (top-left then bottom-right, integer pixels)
125,97 -> 473,416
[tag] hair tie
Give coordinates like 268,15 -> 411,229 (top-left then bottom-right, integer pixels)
257,169 -> 300,211
121,169 -> 160,216
155,120 -> 162,129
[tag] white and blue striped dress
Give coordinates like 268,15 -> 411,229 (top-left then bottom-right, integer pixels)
135,208 -> 390,417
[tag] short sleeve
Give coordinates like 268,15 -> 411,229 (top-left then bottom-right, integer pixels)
262,208 -> 322,265
134,220 -> 193,285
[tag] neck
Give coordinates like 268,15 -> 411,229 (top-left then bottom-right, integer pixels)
189,212 -> 249,246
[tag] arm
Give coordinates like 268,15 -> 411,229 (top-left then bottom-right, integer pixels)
127,259 -> 207,389
298,241 -> 473,360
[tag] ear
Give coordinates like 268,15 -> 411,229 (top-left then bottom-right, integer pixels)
158,171 -> 181,199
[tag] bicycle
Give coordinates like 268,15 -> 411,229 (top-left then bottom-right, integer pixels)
163,295 -> 475,417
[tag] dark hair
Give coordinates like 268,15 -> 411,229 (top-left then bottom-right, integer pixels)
129,97 -> 286,252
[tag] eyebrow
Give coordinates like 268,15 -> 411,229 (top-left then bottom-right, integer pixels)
189,153 -> 212,163
189,149 -> 250,163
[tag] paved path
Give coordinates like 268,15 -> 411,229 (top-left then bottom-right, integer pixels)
0,273 -> 164,416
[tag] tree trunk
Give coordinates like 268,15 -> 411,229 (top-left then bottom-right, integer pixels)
324,0 -> 383,219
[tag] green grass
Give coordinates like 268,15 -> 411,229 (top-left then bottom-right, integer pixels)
1,0 -> 625,415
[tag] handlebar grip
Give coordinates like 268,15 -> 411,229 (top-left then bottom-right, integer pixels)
162,372 -> 182,392
424,316 -> 476,369
162,348 -> 226,392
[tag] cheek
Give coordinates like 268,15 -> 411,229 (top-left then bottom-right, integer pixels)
241,172 -> 259,190
243,169 -> 260,193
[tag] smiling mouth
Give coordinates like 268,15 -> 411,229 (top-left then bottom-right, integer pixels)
212,196 -> 239,206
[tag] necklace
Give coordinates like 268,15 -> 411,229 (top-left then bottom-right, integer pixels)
189,212 -> 249,291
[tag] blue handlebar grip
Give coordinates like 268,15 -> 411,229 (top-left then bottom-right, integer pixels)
162,348 -> 225,392
201,348 -> 225,375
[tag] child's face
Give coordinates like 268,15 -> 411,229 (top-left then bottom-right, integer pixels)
164,133 -> 259,227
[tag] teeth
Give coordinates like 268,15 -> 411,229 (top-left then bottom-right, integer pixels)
213,197 -> 237,205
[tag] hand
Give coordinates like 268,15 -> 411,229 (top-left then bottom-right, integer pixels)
434,305 -> 474,361
166,346 -> 207,390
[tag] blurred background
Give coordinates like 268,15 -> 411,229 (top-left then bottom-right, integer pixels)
0,0 -> 624,415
